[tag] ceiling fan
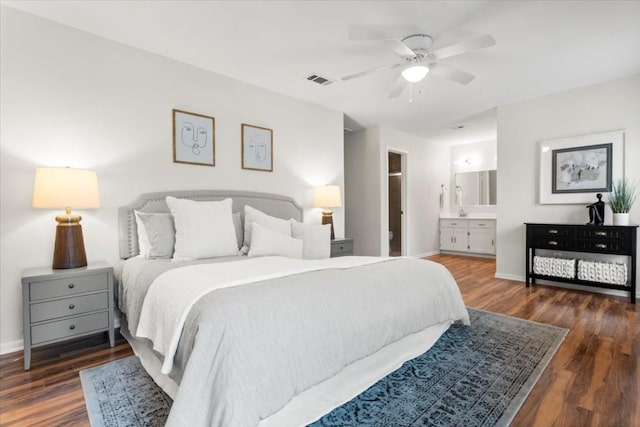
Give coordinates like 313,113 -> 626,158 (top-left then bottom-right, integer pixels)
342,33 -> 496,98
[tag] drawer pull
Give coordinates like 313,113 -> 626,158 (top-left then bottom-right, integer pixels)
548,240 -> 558,246
69,324 -> 75,330
339,246 -> 344,250
595,231 -> 607,237
548,229 -> 559,234
595,243 -> 607,249
477,223 -> 486,226
451,223 -> 457,225
68,283 -> 75,289
69,304 -> 75,310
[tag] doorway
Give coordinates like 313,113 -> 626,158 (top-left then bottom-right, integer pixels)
388,151 -> 405,256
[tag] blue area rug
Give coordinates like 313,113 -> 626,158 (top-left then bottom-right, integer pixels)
80,308 -> 567,426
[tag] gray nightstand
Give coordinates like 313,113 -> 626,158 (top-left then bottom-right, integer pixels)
21,261 -> 114,370
331,238 -> 354,257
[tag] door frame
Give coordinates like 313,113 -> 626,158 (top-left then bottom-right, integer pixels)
385,147 -> 408,256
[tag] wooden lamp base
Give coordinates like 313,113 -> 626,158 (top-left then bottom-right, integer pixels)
52,211 -> 87,269
321,210 -> 335,240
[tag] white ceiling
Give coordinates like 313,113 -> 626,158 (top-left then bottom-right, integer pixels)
4,1 -> 640,144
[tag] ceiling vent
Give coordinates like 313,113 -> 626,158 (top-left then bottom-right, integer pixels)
306,73 -> 334,86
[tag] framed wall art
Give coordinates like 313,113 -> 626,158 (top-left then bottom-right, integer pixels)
539,130 -> 624,204
241,123 -> 273,172
173,109 -> 215,167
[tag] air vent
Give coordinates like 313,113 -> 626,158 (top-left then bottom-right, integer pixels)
306,73 -> 334,86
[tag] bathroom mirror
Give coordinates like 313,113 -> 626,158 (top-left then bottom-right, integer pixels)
455,170 -> 497,206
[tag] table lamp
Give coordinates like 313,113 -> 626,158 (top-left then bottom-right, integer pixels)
313,185 -> 342,240
32,167 -> 100,269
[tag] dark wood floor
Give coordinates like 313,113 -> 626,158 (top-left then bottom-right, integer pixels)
0,255 -> 637,426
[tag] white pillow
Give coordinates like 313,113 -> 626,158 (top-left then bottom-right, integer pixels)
166,196 -> 238,261
290,219 -> 331,259
242,205 -> 291,253
248,222 -> 303,259
134,211 -> 175,258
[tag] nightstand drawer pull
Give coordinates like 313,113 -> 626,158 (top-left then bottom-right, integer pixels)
595,243 -> 607,249
69,324 -> 75,330
548,240 -> 559,246
548,229 -> 559,234
68,283 -> 75,289
595,231 -> 607,237
69,304 -> 75,310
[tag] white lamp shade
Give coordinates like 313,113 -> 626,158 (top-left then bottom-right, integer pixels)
401,65 -> 429,83
313,185 -> 342,208
32,167 -> 100,209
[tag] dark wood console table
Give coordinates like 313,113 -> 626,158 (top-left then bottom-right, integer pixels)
525,223 -> 637,303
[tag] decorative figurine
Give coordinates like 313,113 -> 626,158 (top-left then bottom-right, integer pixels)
586,193 -> 605,225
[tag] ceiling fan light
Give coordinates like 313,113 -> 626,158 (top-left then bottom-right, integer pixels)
401,65 -> 429,83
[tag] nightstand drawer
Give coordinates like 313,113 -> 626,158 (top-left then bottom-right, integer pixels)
30,292 -> 109,323
29,273 -> 107,301
31,311 -> 109,345
331,239 -> 353,257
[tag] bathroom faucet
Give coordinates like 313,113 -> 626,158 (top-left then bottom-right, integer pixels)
458,206 -> 467,217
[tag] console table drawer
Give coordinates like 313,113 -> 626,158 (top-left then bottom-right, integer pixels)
31,311 -> 109,345
576,239 -> 629,254
532,226 -> 575,238
533,238 -> 575,250
576,228 -> 631,240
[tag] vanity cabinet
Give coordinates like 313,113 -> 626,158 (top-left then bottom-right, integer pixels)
440,219 -> 496,256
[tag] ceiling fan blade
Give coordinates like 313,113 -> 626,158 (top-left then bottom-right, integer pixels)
385,39 -> 416,58
342,63 -> 403,81
427,62 -> 475,85
431,35 -> 496,60
388,76 -> 408,98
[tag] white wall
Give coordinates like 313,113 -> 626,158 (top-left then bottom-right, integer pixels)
344,126 -> 449,257
496,74 -> 640,296
0,8 -> 344,353
344,127 -> 382,256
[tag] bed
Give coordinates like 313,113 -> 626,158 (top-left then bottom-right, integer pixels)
116,190 -> 469,427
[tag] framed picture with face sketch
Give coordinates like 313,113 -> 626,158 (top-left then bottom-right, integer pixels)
173,109 -> 215,167
242,123 -> 273,172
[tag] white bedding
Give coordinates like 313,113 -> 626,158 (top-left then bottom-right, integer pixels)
120,255 -> 469,427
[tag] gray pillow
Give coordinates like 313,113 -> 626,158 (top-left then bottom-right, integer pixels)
135,211 -> 175,258
232,212 -> 243,250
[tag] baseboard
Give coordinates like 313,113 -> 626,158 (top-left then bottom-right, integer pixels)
412,251 -> 439,259
495,272 -> 525,281
1,339 -> 23,355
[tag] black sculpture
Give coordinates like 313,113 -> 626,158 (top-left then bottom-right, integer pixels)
586,193 -> 605,225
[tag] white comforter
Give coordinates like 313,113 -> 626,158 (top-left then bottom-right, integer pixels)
130,256 -> 469,427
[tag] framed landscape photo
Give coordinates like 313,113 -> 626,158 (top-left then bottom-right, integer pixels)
539,130 -> 624,204
242,123 -> 273,172
173,109 -> 215,167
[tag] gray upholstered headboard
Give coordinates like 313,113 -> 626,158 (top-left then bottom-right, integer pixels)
118,190 -> 303,259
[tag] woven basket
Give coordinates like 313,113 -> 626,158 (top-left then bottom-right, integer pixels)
533,256 -> 576,279
577,260 -> 627,285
